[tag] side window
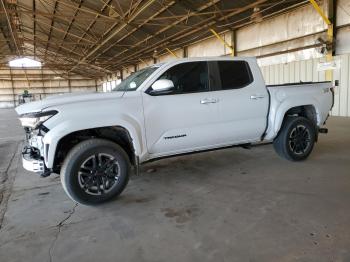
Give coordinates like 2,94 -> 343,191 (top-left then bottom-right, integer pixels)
217,61 -> 253,90
158,62 -> 209,94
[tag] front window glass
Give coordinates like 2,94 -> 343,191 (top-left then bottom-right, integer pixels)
113,66 -> 158,92
158,62 -> 209,94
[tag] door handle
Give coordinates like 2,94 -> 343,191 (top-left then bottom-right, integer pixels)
250,95 -> 265,100
200,98 -> 218,104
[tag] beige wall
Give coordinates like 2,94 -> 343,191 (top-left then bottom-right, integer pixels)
138,58 -> 154,70
188,31 -> 232,57
158,49 -> 184,62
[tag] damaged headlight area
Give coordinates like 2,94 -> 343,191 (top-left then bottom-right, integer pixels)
19,110 -> 58,129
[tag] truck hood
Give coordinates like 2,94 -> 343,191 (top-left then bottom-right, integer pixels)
15,91 -> 124,115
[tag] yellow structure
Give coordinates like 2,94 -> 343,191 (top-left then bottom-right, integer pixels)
309,0 -> 333,81
210,28 -> 234,57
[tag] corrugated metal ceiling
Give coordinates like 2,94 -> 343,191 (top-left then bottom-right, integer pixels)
0,0 -> 308,77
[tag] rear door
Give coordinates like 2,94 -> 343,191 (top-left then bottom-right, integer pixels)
210,60 -> 269,144
142,61 -> 219,156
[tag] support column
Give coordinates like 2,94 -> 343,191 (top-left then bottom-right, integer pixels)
68,73 -> 72,93
183,46 -> 188,58
120,69 -> 123,80
326,0 -> 336,81
41,68 -> 45,100
231,30 -> 237,56
9,67 -> 15,107
328,0 -> 337,56
309,0 -> 335,81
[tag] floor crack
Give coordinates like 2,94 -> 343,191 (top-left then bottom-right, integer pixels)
48,203 -> 78,262
0,141 -> 21,230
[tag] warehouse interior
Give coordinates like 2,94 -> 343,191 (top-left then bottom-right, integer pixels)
0,0 -> 350,261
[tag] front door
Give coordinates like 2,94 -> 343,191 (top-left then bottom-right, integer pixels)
142,61 -> 219,156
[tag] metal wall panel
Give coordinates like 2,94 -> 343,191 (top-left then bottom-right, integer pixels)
260,55 -> 350,117
0,69 -> 99,108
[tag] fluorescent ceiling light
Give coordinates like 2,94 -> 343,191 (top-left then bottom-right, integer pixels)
9,57 -> 42,68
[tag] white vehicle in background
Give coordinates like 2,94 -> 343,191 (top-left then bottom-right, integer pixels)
16,57 -> 334,205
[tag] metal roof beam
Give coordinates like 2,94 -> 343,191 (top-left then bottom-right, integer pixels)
109,0 -> 269,70
67,0 -> 157,73
0,0 -> 21,55
103,0 -> 221,68
63,0 -> 113,59
93,0 -> 176,61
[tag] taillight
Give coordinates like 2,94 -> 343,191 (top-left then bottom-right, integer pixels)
330,86 -> 335,108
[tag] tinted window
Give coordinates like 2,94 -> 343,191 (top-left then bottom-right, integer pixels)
217,61 -> 253,90
158,62 -> 209,94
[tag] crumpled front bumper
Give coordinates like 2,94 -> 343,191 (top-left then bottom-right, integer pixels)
22,155 -> 44,172
21,128 -> 52,176
22,145 -> 45,173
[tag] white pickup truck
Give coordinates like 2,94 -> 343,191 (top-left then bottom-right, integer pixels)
16,57 -> 333,205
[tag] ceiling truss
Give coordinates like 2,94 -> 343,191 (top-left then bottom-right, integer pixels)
0,0 -> 308,78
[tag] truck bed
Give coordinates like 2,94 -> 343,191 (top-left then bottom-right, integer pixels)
267,81 -> 331,88
264,81 -> 333,141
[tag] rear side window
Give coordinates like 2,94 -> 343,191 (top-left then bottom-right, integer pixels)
217,61 -> 253,90
158,62 -> 209,94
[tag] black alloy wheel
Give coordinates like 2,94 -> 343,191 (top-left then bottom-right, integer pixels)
273,116 -> 316,161
61,139 -> 130,205
78,153 -> 121,195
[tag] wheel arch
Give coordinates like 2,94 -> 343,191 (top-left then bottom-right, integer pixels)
44,124 -> 141,172
284,105 -> 317,124
275,104 -> 318,137
265,100 -> 320,140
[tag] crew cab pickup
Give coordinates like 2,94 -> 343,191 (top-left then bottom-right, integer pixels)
16,57 -> 333,205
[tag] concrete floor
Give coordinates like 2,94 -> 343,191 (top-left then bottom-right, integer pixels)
0,109 -> 349,262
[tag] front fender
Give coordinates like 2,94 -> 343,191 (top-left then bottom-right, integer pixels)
42,114 -> 144,168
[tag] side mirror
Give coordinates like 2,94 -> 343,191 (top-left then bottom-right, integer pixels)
129,81 -> 137,89
150,79 -> 174,95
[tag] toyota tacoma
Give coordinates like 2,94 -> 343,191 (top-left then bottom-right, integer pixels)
16,57 -> 334,205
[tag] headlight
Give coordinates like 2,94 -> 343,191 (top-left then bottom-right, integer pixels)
19,110 -> 58,129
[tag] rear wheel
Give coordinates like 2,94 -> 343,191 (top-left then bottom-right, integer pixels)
273,116 -> 316,161
61,138 -> 130,205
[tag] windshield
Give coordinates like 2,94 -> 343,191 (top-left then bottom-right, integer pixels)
113,66 -> 158,92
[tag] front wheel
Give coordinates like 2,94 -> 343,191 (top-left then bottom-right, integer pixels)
273,116 -> 316,161
60,139 -> 130,205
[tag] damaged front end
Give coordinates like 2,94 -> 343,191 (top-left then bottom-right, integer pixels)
21,126 -> 52,177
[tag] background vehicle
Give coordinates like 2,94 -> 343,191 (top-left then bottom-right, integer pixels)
16,57 -> 333,205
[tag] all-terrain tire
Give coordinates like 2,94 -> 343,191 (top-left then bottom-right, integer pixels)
60,138 -> 130,205
273,116 -> 316,161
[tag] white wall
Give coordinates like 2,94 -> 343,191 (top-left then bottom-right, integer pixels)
260,54 -> 350,117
